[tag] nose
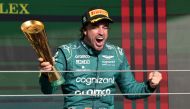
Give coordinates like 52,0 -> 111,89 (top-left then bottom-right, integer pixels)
97,26 -> 104,36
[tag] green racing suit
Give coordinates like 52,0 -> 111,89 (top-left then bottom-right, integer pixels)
39,40 -> 155,109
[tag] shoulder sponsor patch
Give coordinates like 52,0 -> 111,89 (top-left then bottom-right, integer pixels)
61,45 -> 71,53
117,47 -> 124,56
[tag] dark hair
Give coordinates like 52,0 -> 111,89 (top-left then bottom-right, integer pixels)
80,23 -> 88,39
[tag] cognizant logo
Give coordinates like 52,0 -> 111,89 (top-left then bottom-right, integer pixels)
76,77 -> 114,85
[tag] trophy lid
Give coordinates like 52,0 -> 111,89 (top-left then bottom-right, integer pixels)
21,20 -> 44,33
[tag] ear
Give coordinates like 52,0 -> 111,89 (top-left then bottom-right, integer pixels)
83,30 -> 87,36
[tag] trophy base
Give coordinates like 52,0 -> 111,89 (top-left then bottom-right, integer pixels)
50,77 -> 65,87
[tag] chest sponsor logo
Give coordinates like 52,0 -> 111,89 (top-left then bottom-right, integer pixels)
75,55 -> 90,59
102,61 -> 115,66
76,59 -> 90,64
75,89 -> 111,97
76,76 -> 114,85
101,55 -> 115,66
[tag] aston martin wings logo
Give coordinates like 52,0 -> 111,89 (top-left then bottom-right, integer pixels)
102,55 -> 114,59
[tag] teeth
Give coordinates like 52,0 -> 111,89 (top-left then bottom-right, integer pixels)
97,37 -> 104,40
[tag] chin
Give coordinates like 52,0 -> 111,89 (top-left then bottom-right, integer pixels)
95,47 -> 103,51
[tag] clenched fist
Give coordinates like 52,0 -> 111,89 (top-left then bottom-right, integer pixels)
148,71 -> 162,88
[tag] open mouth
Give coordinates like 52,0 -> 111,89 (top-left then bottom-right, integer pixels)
96,37 -> 104,42
95,37 -> 104,47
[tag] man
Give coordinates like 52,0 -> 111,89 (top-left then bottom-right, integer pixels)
39,8 -> 162,109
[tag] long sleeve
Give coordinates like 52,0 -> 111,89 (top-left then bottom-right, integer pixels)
116,53 -> 155,100
39,48 -> 67,94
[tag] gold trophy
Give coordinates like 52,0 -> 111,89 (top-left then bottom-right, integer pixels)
21,20 -> 64,87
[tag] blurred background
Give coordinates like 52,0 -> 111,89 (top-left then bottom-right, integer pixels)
0,0 -> 189,109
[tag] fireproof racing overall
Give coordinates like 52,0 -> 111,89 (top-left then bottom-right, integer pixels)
39,40 -> 155,109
